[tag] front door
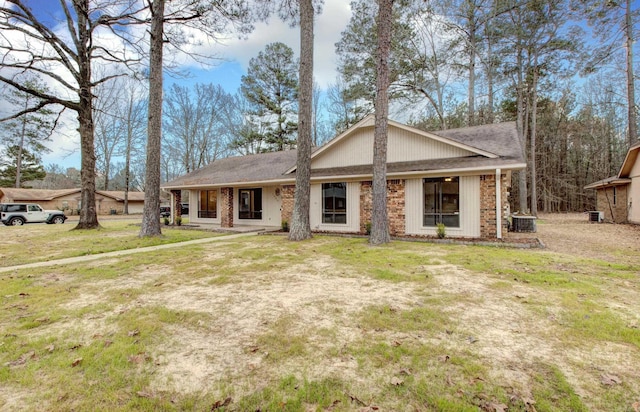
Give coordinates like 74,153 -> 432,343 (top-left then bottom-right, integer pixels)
239,188 -> 262,220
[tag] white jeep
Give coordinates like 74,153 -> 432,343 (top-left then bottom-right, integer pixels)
1,203 -> 68,226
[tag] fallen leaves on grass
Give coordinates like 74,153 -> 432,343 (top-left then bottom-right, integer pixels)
210,397 -> 232,410
5,350 -> 36,367
128,353 -> 149,364
601,374 -> 622,386
390,377 -> 404,386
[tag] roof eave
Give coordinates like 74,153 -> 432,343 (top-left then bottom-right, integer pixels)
584,178 -> 631,190
163,162 -> 526,189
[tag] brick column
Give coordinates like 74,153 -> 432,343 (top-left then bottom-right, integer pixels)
221,187 -> 234,228
359,179 -> 405,236
387,179 -> 406,237
171,190 -> 181,221
360,181 -> 372,234
500,173 -> 510,234
280,185 -> 295,225
480,174 -> 497,238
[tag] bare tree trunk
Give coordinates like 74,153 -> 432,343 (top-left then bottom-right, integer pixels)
15,98 -> 28,188
516,47 -> 528,214
289,0 -> 314,241
625,0 -> 637,146
467,11 -> 476,127
75,0 -> 99,229
139,0 -> 164,237
530,55 -> 538,216
370,0 -> 393,245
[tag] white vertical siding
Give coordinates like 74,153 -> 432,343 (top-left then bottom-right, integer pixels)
387,128 -> 474,163
313,128 -> 373,168
310,182 -> 360,233
311,126 -> 474,170
233,186 -> 281,227
629,158 -> 640,223
189,189 -> 220,224
405,176 -> 480,238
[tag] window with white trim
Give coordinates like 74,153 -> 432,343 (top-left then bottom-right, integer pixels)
322,182 -> 347,224
423,177 -> 460,227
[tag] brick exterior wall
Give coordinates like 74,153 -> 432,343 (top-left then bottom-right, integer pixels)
596,185 -> 628,223
220,187 -> 234,228
479,173 -> 509,239
280,185 -> 295,225
359,180 -> 406,236
172,190 -> 182,219
480,174 -> 497,238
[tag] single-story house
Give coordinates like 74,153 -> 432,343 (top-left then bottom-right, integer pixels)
0,188 -> 146,214
584,142 -> 640,224
162,115 -> 526,239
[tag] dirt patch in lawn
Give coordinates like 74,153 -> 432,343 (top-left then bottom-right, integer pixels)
4,214 -> 639,410
147,255 -> 428,393
509,212 -> 640,263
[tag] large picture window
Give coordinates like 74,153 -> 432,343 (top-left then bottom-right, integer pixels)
322,182 -> 347,224
423,177 -> 460,227
198,190 -> 217,218
239,188 -> 262,220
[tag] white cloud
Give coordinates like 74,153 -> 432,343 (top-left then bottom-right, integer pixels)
178,0 -> 352,89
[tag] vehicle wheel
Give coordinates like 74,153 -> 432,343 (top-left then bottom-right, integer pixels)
52,215 -> 65,224
9,217 -> 25,226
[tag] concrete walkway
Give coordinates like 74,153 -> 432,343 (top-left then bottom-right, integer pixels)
0,232 -> 258,274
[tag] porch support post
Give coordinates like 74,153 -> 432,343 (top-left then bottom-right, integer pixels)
172,190 -> 182,223
221,187 -> 234,228
495,169 -> 502,239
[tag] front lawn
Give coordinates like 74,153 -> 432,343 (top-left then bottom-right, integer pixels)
1,231 -> 638,411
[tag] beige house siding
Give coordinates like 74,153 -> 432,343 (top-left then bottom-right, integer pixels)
311,127 -> 474,169
310,181 -> 360,233
232,186 -> 281,228
187,189 -> 221,224
405,176 -> 481,238
38,195 -> 80,214
630,157 -> 640,223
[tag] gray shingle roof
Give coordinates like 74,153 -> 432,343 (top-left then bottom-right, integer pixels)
162,121 -> 524,189
0,188 -> 80,201
162,150 -> 298,188
434,121 -> 523,160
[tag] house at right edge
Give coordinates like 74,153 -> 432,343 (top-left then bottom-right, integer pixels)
585,142 -> 640,224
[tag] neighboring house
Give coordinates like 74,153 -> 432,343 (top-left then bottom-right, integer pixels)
584,142 -> 640,224
162,115 -> 526,239
0,188 -> 146,214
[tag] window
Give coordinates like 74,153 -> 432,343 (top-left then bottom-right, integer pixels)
239,188 -> 262,219
198,190 -> 217,218
322,182 -> 347,224
423,177 -> 460,227
28,204 -> 41,212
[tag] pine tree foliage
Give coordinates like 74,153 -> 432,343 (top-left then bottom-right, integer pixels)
241,42 -> 299,152
0,146 -> 46,187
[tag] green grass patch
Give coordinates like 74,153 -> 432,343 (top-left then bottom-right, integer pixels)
235,375 -> 350,411
0,220 -> 224,267
255,315 -> 310,362
530,364 -> 589,412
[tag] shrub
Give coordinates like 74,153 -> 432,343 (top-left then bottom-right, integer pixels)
436,222 -> 446,239
175,216 -> 182,226
163,217 -> 169,225
282,220 -> 289,232
365,222 -> 372,235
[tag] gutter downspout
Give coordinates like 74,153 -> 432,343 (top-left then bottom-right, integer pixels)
496,168 -> 502,239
